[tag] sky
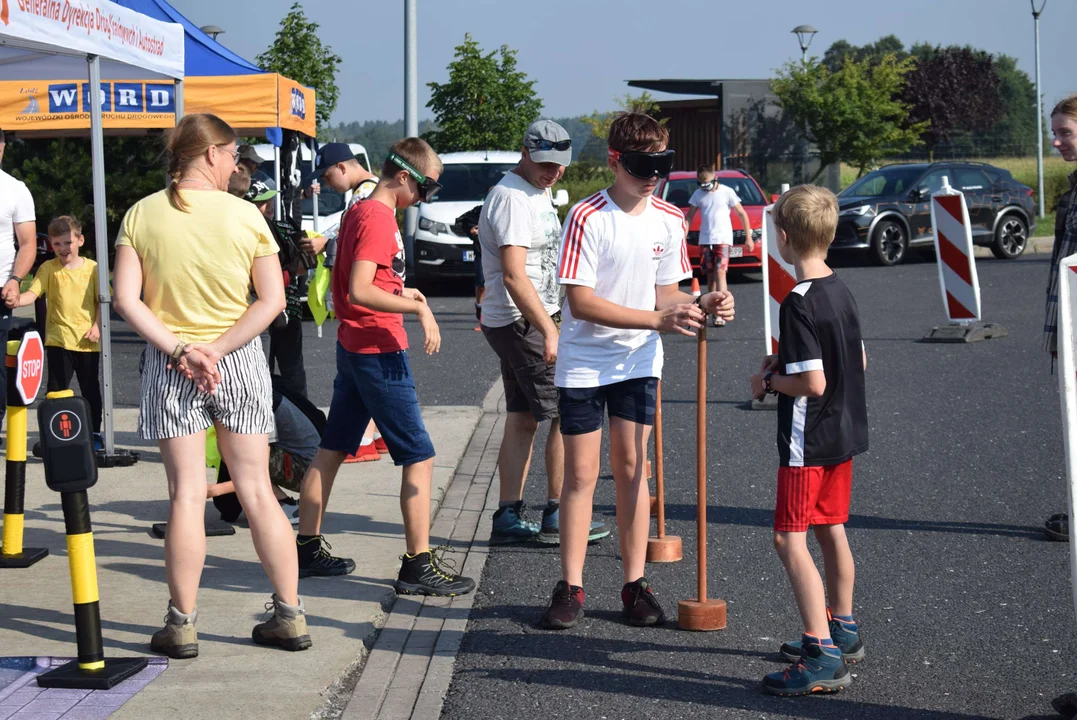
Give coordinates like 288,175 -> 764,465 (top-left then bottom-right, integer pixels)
171,0 -> 1073,126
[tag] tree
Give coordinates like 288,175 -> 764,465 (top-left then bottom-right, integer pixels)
773,55 -> 926,180
822,34 -> 907,72
424,34 -> 542,153
901,46 -> 1002,160
580,91 -> 667,140
256,2 -> 341,130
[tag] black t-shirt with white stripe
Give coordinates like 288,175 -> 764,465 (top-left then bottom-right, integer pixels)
776,273 -> 868,467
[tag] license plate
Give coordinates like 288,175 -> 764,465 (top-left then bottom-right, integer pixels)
463,250 -> 475,262
729,246 -> 744,258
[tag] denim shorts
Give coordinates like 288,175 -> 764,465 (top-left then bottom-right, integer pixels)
320,343 -> 435,466
558,377 -> 658,436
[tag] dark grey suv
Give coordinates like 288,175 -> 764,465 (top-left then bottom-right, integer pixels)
834,162 -> 1037,266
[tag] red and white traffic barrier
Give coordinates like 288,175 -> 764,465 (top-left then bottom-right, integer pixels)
923,177 -> 1006,343
761,184 -> 795,354
1054,253 -> 1077,618
930,179 -> 981,322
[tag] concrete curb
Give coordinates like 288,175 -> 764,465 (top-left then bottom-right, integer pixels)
340,379 -> 505,720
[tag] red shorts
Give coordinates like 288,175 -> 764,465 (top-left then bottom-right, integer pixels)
701,245 -> 729,273
774,459 -> 853,532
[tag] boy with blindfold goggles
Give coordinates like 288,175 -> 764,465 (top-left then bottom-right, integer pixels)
294,137 -> 475,598
540,113 -> 735,631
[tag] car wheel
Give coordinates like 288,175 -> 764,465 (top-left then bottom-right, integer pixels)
871,220 -> 908,266
991,214 -> 1028,260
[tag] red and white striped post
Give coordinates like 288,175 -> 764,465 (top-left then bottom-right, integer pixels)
923,177 -> 1006,343
1054,254 -> 1077,621
755,184 -> 794,410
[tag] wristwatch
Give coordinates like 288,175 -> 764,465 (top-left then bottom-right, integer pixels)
763,371 -> 777,395
7,275 -> 22,285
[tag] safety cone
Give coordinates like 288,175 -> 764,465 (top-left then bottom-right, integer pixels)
691,277 -> 701,297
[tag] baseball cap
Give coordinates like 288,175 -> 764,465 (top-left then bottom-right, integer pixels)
307,142 -> 357,181
523,120 -> 572,166
245,177 -> 278,203
238,144 -> 261,164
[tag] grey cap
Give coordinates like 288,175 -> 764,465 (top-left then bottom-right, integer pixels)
523,120 -> 572,166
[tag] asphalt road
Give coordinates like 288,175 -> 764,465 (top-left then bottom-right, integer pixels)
440,253 -> 1075,720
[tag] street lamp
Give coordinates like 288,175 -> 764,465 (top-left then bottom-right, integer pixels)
792,25 -> 817,64
1031,0 -> 1046,219
199,24 -> 225,40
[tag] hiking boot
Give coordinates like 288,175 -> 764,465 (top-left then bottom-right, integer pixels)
150,602 -> 198,659
540,580 -> 585,630
763,638 -> 851,696
297,535 -> 356,578
621,578 -> 666,627
1046,512 -> 1070,542
780,610 -> 864,663
252,594 -> 312,652
490,501 -> 539,545
537,504 -> 611,545
395,547 -> 476,597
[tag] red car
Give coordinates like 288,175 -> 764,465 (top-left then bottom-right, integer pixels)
652,170 -> 769,275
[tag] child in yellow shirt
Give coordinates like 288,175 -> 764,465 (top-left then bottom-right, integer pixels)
18,216 -> 103,449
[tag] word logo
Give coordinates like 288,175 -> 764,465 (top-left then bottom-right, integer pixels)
290,88 -> 306,120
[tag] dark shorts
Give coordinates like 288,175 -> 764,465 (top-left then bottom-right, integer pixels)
558,377 -> 658,436
320,344 -> 435,466
482,318 -> 559,421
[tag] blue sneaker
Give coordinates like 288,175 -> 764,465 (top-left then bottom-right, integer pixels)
780,610 -> 864,663
537,504 -> 611,545
490,502 -> 539,545
763,637 -> 851,696
92,433 -> 105,452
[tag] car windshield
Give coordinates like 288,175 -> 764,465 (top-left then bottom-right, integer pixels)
432,163 -> 516,203
841,167 -> 925,197
302,188 -> 347,217
658,177 -> 766,207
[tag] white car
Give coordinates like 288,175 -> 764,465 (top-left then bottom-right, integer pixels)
413,150 -> 569,282
251,142 -> 372,236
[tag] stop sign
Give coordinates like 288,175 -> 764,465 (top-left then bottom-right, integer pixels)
16,331 -> 43,405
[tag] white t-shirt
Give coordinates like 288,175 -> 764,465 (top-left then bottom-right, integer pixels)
555,191 -> 692,388
689,184 -> 741,246
478,170 -> 561,328
0,169 -> 34,279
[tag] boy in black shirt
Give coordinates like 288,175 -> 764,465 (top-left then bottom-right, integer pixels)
750,185 -> 868,697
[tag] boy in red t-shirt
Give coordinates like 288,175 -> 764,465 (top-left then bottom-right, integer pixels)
294,137 -> 475,596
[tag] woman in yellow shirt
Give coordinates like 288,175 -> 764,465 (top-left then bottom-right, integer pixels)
114,113 -> 310,660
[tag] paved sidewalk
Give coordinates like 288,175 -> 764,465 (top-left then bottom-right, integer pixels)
341,380 -> 505,720
0,403 -> 482,720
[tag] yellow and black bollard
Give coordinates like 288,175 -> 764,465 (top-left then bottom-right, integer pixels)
36,390 -> 147,689
0,324 -> 47,569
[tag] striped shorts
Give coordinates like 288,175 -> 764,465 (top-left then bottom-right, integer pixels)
138,337 -> 275,440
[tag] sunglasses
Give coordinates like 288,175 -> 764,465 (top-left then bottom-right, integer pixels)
388,152 -> 442,202
698,180 -> 717,190
608,149 -> 676,180
527,138 -> 572,152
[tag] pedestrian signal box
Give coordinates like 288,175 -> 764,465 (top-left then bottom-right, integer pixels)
37,392 -> 97,493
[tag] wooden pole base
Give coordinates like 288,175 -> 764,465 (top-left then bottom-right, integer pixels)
646,535 -> 682,563
678,598 -> 727,631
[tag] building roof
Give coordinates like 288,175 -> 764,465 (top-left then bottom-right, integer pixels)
627,79 -> 768,96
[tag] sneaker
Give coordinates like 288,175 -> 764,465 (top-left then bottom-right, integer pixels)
251,593 -> 312,652
1046,512 -> 1070,542
395,547 -> 476,596
278,496 -> 299,527
537,504 -> 611,545
621,577 -> 666,627
763,638 -> 851,696
540,580 -> 585,630
374,435 -> 388,454
92,433 -> 105,452
149,601 -> 198,659
297,535 -> 356,578
490,501 -> 539,545
780,610 -> 865,663
344,441 -> 381,464
712,315 -> 726,327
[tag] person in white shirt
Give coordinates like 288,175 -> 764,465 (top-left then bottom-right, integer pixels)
0,127 -> 41,424
684,165 -> 754,326
539,113 -> 735,631
478,120 -> 610,547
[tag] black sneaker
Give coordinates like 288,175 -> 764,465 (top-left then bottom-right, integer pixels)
621,577 -> 666,627
297,535 -> 356,578
1046,512 -> 1070,542
395,547 -> 476,597
540,580 -> 585,630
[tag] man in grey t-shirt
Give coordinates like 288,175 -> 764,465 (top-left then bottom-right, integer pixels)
478,120 -> 609,546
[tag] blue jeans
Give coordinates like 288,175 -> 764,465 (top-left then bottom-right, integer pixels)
320,343 -> 435,466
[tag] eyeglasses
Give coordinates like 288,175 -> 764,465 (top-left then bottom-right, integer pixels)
527,138 -> 572,152
388,152 -> 442,202
608,148 -> 675,180
218,146 -> 240,163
